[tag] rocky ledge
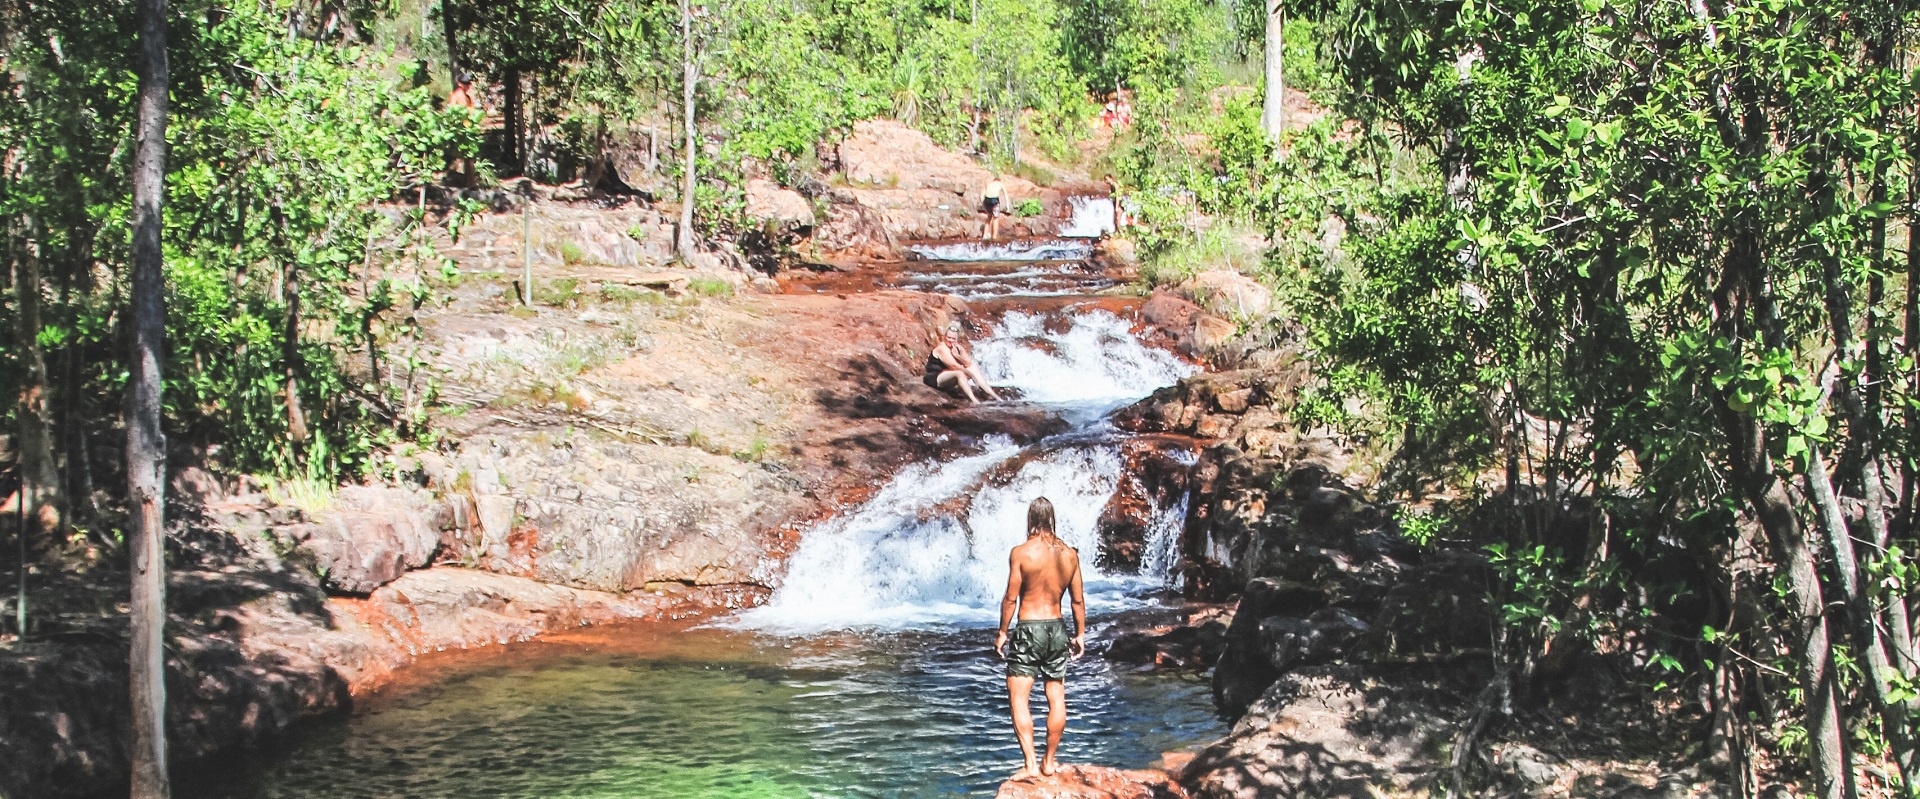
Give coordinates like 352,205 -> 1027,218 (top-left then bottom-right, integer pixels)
996,765 -> 1191,799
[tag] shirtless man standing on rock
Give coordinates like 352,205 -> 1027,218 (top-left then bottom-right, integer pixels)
994,497 -> 1086,779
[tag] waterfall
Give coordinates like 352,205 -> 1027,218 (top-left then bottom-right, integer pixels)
735,311 -> 1196,634
1058,196 -> 1116,239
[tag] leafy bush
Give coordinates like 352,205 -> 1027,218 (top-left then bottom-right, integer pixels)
1013,198 -> 1044,217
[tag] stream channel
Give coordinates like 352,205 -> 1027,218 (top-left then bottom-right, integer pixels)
193,214 -> 1227,798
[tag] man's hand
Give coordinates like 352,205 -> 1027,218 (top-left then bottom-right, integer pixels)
995,628 -> 1009,659
1070,633 -> 1086,658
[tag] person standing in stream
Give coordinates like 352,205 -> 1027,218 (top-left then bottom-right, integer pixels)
981,175 -> 1006,240
994,497 -> 1087,779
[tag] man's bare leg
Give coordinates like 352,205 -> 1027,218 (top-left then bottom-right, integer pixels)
1007,675 -> 1040,778
1041,679 -> 1067,775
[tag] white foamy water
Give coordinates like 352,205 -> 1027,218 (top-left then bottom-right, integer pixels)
734,310 -> 1197,634
974,311 -> 1195,411
906,239 -> 1095,262
1059,196 -> 1116,238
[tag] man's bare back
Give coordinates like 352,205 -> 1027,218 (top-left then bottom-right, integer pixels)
1008,537 -> 1081,621
994,497 -> 1085,780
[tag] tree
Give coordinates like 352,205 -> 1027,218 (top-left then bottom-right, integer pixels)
127,0 -> 170,793
1260,0 -> 1282,141
676,0 -> 697,259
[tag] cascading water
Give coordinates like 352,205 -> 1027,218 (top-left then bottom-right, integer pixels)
906,239 -> 1095,262
1058,196 -> 1117,239
737,311 -> 1197,634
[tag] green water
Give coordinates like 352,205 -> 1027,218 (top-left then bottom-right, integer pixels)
184,625 -> 1221,799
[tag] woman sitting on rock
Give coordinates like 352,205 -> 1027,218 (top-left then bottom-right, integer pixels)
925,321 -> 1003,403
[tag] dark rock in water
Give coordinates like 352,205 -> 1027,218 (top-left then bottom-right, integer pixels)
996,764 -> 1190,799
1105,606 -> 1232,672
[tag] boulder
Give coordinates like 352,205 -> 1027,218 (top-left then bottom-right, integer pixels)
1179,271 -> 1272,320
997,765 -> 1190,799
744,179 -> 816,227
285,486 -> 440,594
1184,669 -> 1454,799
1141,290 -> 1202,338
1183,314 -> 1237,356
1212,578 -> 1330,714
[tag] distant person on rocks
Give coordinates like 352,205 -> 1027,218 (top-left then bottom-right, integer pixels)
925,321 -> 1003,403
446,72 -> 484,186
449,72 -> 481,112
995,497 -> 1086,780
981,175 -> 1006,241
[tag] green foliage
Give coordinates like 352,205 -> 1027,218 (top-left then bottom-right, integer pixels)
1064,0 -> 1220,93
2,0 -> 480,482
1012,198 -> 1045,217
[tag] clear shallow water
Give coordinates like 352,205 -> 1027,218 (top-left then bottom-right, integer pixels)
186,627 -> 1221,799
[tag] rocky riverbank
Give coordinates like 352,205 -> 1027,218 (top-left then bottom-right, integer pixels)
1080,361 -> 1731,798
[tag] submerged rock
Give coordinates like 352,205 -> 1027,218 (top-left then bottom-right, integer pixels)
996,764 -> 1191,799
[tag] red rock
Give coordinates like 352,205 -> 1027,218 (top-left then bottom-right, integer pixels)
994,764 -> 1191,799
1141,290 -> 1201,337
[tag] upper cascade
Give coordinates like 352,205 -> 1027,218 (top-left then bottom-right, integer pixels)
906,239 -> 1095,262
734,310 -> 1196,634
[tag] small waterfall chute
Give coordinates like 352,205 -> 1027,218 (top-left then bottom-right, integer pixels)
1058,196 -> 1116,239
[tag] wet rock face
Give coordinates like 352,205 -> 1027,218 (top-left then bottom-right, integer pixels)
996,765 -> 1191,799
1098,435 -> 1200,572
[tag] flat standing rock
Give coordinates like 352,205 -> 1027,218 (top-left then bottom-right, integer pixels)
995,765 -> 1190,799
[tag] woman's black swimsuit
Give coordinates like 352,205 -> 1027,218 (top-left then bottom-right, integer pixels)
924,354 -> 950,389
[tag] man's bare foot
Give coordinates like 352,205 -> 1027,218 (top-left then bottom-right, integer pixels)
1040,758 -> 1060,776
1011,765 -> 1040,781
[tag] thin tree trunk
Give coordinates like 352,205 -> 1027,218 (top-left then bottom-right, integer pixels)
128,0 -> 171,793
1260,0 -> 1284,143
504,67 -> 522,176
13,226 -> 62,547
283,261 -> 308,445
676,0 -> 697,261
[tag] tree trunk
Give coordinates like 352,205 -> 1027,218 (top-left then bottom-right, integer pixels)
676,0 -> 697,261
128,0 -> 171,794
504,67 -> 522,176
1260,0 -> 1285,143
1714,227 -> 1850,799
283,261 -> 308,446
440,0 -> 460,79
13,229 -> 62,547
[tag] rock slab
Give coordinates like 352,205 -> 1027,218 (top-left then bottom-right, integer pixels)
997,765 -> 1190,799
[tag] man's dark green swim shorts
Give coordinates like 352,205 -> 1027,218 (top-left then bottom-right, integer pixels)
1006,618 -> 1073,681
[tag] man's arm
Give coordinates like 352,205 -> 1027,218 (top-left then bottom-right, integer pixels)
996,551 -> 1023,658
1068,550 -> 1087,656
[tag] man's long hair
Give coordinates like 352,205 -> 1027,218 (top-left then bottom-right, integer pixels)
1027,496 -> 1055,537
